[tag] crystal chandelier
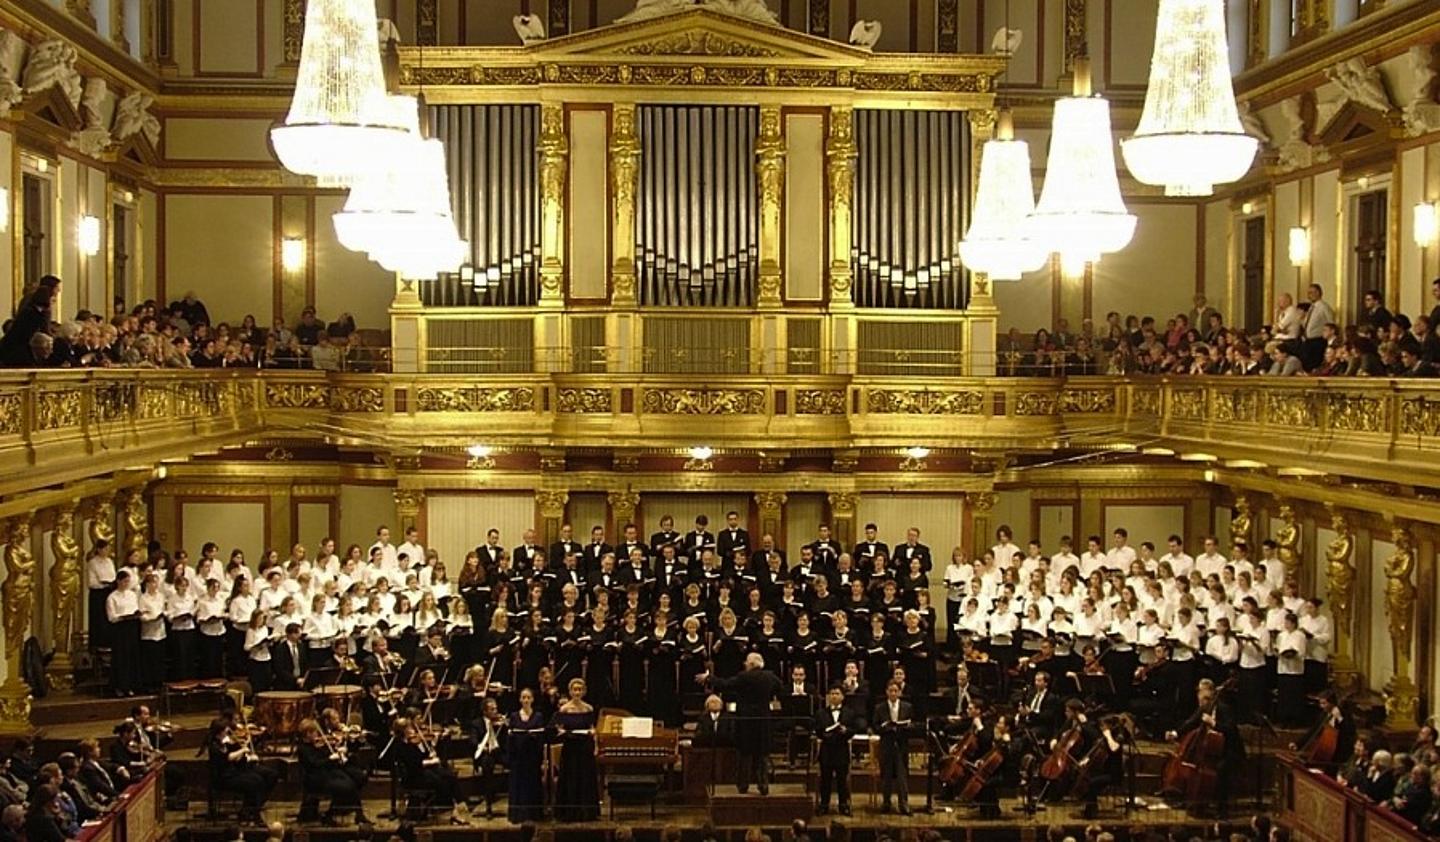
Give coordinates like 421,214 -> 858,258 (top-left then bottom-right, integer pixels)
358,138 -> 466,279
1122,0 -> 1257,197
1028,59 -> 1136,274
271,0 -> 409,180
959,110 -> 1047,281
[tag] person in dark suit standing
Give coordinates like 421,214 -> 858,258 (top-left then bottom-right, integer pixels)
805,525 -> 842,570
702,653 -> 783,794
649,515 -> 680,557
270,623 -> 307,691
581,526 -> 612,577
814,685 -> 858,816
872,680 -> 914,814
1016,671 -> 1063,747
893,527 -> 933,573
852,523 -> 889,567
694,694 -> 732,747
682,515 -> 716,565
548,524 -> 581,571
717,511 -> 751,568
476,529 -> 504,570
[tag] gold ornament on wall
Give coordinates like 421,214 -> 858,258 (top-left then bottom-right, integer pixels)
1383,524 -> 1419,726
1230,495 -> 1252,548
1323,505 -> 1357,684
48,505 -> 81,655
87,497 -> 115,553
122,489 -> 148,554
1274,503 -> 1299,578
2,515 -> 34,661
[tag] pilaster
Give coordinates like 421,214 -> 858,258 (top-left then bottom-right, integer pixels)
754,492 -> 787,545
756,105 -> 785,309
536,490 -> 569,547
46,502 -> 81,693
826,491 -> 857,548
538,103 -> 569,309
0,514 -> 34,735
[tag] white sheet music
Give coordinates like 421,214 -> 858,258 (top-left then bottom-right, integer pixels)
621,717 -> 654,739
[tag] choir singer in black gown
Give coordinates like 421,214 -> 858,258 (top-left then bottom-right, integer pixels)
699,652 -> 783,795
507,688 -> 546,824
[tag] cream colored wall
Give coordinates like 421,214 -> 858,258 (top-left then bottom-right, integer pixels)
1204,200 -> 1230,314
784,112 -> 825,303
426,492 -> 535,575
313,194 -> 393,329
165,194 -> 273,324
165,118 -> 277,162
339,485 -> 398,553
783,493 -> 825,559
569,110 -> 608,300
140,189 -> 158,304
0,130 -> 13,317
988,489 -> 1031,554
567,492 -> 608,538
182,501 -> 266,567
1093,203 -> 1200,324
295,502 -> 331,550
1102,505 -> 1186,550
1368,535 -> 1395,691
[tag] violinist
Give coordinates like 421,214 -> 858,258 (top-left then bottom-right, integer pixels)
206,717 -> 277,823
1131,643 -> 1181,738
389,718 -> 460,822
1165,681 -> 1243,818
360,677 -> 399,748
1292,692 -> 1355,766
406,668 -> 454,716
471,697 -> 507,819
317,707 -> 369,792
814,685 -> 858,817
297,719 -> 369,825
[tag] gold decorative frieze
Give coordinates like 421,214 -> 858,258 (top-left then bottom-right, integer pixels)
1170,388 -> 1207,421
616,32 -> 780,57
1399,396 -> 1440,436
35,390 -> 81,431
1013,392 -> 1056,416
330,387 -> 385,413
416,387 -> 534,413
866,389 -> 983,415
557,388 -> 613,414
265,382 -> 330,409
1265,393 -> 1319,428
1058,389 -> 1115,414
1327,393 -> 1389,433
91,383 -> 136,424
137,387 -> 170,420
1211,388 -> 1259,423
641,388 -> 766,415
0,394 -> 21,436
794,390 -> 845,415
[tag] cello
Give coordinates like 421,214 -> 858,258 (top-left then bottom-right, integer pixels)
1159,701 -> 1227,803
938,731 -> 978,786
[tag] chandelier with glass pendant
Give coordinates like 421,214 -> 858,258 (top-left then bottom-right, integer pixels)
1121,0 -> 1257,197
959,109 -> 1047,282
1027,58 -> 1136,275
271,0 -> 410,181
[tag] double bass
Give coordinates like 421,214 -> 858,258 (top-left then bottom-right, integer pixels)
1160,711 -> 1225,803
1300,717 -> 1340,766
938,731 -> 978,786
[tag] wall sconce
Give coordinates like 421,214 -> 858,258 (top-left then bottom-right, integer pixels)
0,187 -> 9,232
466,443 -> 495,470
281,238 -> 306,272
683,445 -> 715,472
899,446 -> 931,472
1287,226 -> 1310,267
78,215 -> 101,256
1241,201 -> 1254,215
1415,202 -> 1439,248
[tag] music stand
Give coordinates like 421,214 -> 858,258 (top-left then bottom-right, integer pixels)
1079,674 -> 1116,711
304,666 -> 343,691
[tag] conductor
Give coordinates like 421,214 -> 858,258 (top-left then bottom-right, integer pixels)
700,652 -> 783,794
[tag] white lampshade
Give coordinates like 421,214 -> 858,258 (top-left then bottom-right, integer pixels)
1415,202 -> 1439,247
959,112 -> 1047,282
1288,227 -> 1310,267
1122,0 -> 1257,197
271,0 -> 409,180
1028,66 -> 1137,269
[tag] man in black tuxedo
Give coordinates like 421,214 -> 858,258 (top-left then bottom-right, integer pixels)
512,528 -> 542,570
717,511 -> 750,567
836,661 -> 869,727
694,694 -> 732,747
752,533 -> 786,575
852,523 -> 889,567
615,546 -> 651,590
548,523 -> 580,570
704,653 -> 783,794
1017,671 -> 1064,746
893,527 -> 933,573
872,681 -> 914,814
805,525 -> 842,570
582,525 -> 612,576
651,543 -> 686,600
682,515 -> 716,564
649,515 -> 680,557
617,523 -> 648,564
476,528 -> 504,570
270,623 -> 307,690
814,686 -> 858,816
936,664 -> 985,735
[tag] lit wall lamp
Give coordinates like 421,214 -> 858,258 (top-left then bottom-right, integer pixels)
466,443 -> 495,470
1415,202 -> 1439,248
281,237 -> 306,272
0,187 -> 9,232
1287,226 -> 1310,267
78,215 -> 101,256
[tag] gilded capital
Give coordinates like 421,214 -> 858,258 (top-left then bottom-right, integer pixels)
967,491 -> 998,513
393,489 -> 425,517
753,492 -> 788,515
607,490 -> 641,520
536,490 -> 569,520
827,492 -> 858,518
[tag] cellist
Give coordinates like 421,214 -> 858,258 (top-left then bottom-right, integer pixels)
1291,692 -> 1355,767
1073,715 -> 1123,819
1164,680 -> 1243,818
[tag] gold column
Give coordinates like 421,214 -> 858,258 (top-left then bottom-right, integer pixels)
536,490 -> 569,547
121,488 -> 148,555
754,492 -> 787,544
610,104 -> 639,307
826,492 -> 857,549
1324,505 -> 1360,691
394,490 -> 424,534
968,491 -> 998,559
1274,502 -> 1299,581
47,502 -> 81,693
1384,524 -> 1419,728
1230,494 -> 1253,548
0,514 -> 35,734
538,104 -> 568,308
825,106 -> 856,310
756,105 -> 785,309
65,0 -> 96,28
608,490 -> 640,535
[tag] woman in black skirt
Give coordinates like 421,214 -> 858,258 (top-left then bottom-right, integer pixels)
105,571 -> 141,697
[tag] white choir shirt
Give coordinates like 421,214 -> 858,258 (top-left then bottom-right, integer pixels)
1079,551 -> 1107,579
1204,634 -> 1239,664
943,562 -> 972,602
1264,606 -> 1288,633
1050,620 -> 1076,655
1019,555 -> 1043,580
987,610 -> 1018,642
1170,622 -> 1200,662
1237,615 -> 1270,668
1106,618 -> 1137,651
165,592 -> 197,632
228,594 -> 257,626
105,587 -> 138,624
1229,558 -> 1254,578
1073,611 -> 1103,640
197,595 -> 227,636
991,543 -> 1022,569
245,627 -> 272,661
1106,544 -> 1137,572
1275,628 -> 1307,675
138,592 -> 167,641
1051,551 -> 1081,575
1283,594 -> 1305,614
398,541 -> 426,569
258,586 -> 288,614
369,541 -> 399,569
1160,552 -> 1194,579
87,555 -> 117,590
1195,551 -> 1228,580
958,610 -> 988,637
1206,600 -> 1235,631
1052,590 -> 1081,618
1020,617 -> 1049,649
1300,613 -> 1332,662
1136,622 -> 1163,662
270,609 -> 306,634
305,612 -> 339,648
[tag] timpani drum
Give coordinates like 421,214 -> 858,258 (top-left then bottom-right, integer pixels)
313,684 -> 363,721
254,690 -> 314,739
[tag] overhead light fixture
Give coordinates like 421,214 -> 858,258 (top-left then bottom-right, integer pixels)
1241,201 -> 1254,215
683,446 -> 715,472
1178,452 -> 1218,462
1288,227 -> 1310,267
281,238 -> 306,272
1140,446 -> 1175,456
466,444 -> 495,469
1414,202 -> 1438,247
904,446 -> 931,459
959,110 -> 1047,282
900,446 -> 931,472
1028,58 -> 1136,271
1122,0 -> 1258,196
271,0 -> 409,181
78,215 -> 101,256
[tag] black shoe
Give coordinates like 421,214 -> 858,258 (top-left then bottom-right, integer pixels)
1083,803 -> 1098,819
759,785 -> 770,796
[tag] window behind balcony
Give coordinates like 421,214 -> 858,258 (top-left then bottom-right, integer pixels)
1242,216 -> 1266,333
1352,189 -> 1387,313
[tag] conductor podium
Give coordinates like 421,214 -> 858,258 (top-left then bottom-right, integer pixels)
709,784 -> 815,826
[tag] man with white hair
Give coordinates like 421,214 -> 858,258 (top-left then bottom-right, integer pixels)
699,652 -> 782,794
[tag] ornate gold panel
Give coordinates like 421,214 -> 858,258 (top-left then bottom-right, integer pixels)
1013,392 -> 1056,417
415,387 -> 535,413
1327,394 -> 1389,433
1130,387 -> 1160,417
1211,388 -> 1259,423
35,390 -> 81,431
1264,393 -> 1319,428
640,388 -> 767,415
0,395 -> 21,436
865,389 -> 983,415
1058,389 -> 1116,414
794,390 -> 846,415
557,388 -> 613,414
330,387 -> 385,413
1399,396 -> 1440,436
265,382 -> 330,410
1170,388 -> 1207,421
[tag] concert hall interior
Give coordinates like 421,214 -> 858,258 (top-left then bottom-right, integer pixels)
0,0 -> 1439,841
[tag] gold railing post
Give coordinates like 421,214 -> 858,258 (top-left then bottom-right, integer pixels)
756,105 -> 785,309
47,501 -> 81,693
0,513 -> 34,734
1383,523 -> 1419,728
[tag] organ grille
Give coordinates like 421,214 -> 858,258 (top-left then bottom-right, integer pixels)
643,317 -> 752,374
426,318 -> 535,373
426,104 -> 541,307
851,110 -> 970,310
637,105 -> 759,308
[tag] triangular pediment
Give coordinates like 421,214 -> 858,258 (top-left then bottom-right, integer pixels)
1316,100 -> 1397,149
112,130 -> 161,167
531,8 -> 870,64
17,86 -> 82,132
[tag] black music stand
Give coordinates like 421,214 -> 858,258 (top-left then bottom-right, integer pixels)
304,666 -> 343,691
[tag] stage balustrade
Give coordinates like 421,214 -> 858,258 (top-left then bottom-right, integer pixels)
76,766 -> 166,842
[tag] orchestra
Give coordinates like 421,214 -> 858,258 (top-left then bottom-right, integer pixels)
73,514 -> 1345,825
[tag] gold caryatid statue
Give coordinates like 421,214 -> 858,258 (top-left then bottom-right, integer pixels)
1384,526 -> 1417,673
49,506 -> 81,658
1274,503 -> 1300,577
1231,495 -> 1252,547
1325,509 -> 1355,638
88,497 -> 115,553
2,516 -> 35,660
122,490 -> 147,555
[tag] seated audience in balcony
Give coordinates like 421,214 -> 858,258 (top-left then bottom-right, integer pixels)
1266,341 -> 1303,376
1398,347 -> 1434,378
169,291 -> 211,329
311,335 -> 343,372
294,307 -> 325,346
1362,289 -> 1393,333
1387,760 -> 1432,825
